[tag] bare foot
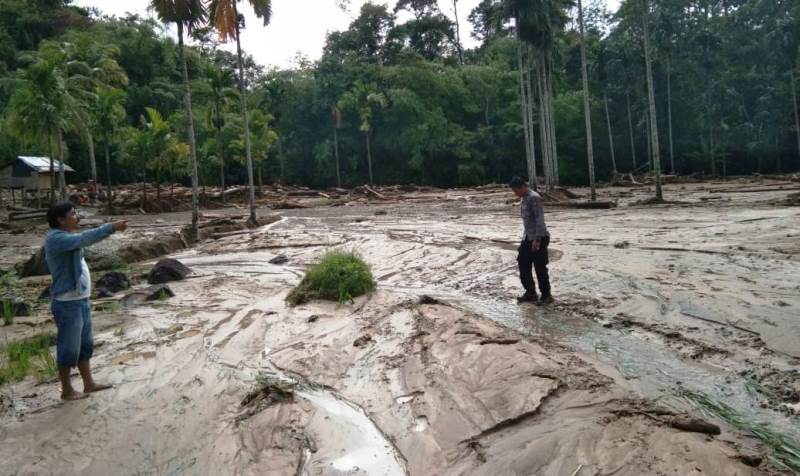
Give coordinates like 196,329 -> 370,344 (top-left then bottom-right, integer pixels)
62,391 -> 89,401
84,383 -> 113,393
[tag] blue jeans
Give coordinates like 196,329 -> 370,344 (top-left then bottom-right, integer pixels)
51,299 -> 93,368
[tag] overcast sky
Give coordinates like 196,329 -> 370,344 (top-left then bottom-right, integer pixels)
74,0 -> 621,69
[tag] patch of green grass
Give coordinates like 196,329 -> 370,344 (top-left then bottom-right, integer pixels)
2,300 -> 14,326
95,301 -> 122,314
0,334 -> 56,385
286,251 -> 376,306
681,389 -> 800,472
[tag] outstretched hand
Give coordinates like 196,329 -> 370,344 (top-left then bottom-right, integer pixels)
112,220 -> 128,232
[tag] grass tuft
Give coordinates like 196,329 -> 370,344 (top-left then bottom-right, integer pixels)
286,251 -> 376,306
681,389 -> 800,472
0,334 -> 56,385
2,300 -> 14,326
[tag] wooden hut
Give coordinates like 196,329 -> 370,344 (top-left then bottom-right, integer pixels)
0,156 -> 75,204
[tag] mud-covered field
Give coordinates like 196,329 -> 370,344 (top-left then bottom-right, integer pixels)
1,179 -> 798,475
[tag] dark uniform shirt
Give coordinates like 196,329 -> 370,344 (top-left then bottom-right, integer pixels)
521,190 -> 549,241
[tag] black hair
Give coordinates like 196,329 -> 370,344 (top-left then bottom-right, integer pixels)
47,202 -> 75,229
508,176 -> 527,188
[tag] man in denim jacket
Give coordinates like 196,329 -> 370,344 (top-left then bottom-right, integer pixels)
44,202 -> 127,400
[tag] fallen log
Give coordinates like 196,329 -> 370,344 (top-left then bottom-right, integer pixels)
712,186 -> 800,194
270,200 -> 310,210
362,185 -> 387,200
549,200 -> 617,209
9,211 -> 47,221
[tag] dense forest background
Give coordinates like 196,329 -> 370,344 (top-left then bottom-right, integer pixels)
1,0 -> 798,191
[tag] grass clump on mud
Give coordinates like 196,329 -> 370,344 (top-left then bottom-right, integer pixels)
681,390 -> 800,472
0,334 -> 56,385
286,251 -> 376,306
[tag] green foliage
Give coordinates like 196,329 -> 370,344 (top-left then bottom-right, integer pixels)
0,0 -> 799,192
286,251 -> 376,306
0,334 -> 56,386
1,300 -> 14,326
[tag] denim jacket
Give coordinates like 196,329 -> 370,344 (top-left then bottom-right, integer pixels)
44,224 -> 114,298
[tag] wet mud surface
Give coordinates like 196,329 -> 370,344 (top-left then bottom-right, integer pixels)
0,180 -> 798,475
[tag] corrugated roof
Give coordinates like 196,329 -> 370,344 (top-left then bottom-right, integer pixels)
17,156 -> 75,173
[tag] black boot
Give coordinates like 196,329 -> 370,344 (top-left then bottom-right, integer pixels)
517,291 -> 538,303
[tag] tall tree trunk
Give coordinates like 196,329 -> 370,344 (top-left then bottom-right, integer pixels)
57,128 -> 66,200
578,0 -> 596,201
87,129 -> 97,187
49,134 -> 55,204
642,0 -> 663,200
710,128 -> 716,176
517,42 -> 534,183
524,45 -> 537,187
605,95 -> 618,176
667,56 -> 675,174
177,23 -> 200,241
535,57 -> 551,189
218,129 -> 225,204
233,7 -> 257,225
626,91 -> 637,170
452,0 -> 464,65
546,59 -> 559,185
791,69 -> 800,163
365,132 -> 374,185
333,125 -> 342,187
645,111 -> 652,171
104,141 -> 112,214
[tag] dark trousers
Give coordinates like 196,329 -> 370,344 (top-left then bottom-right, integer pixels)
517,236 -> 551,297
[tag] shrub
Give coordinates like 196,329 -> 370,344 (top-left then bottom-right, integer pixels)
286,251 -> 376,306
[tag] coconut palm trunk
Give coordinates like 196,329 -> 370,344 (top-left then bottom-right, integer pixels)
517,43 -> 534,183
524,47 -> 538,187
333,125 -> 342,188
218,136 -> 225,203
667,57 -> 675,174
365,132 -> 373,185
642,0 -> 663,199
452,0 -> 464,65
792,69 -> 800,162
57,128 -> 66,200
49,135 -> 56,203
605,95 -> 617,176
233,5 -> 257,225
626,91 -> 636,170
87,130 -> 97,186
104,142 -> 113,214
577,0 -> 596,201
177,23 -> 200,240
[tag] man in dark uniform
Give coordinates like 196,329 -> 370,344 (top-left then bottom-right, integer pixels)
509,176 -> 553,305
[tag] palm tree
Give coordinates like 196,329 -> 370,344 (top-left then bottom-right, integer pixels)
122,108 -> 191,208
4,55 -> 69,202
150,0 -> 205,240
208,0 -> 273,225
507,0 -> 572,191
63,33 -> 129,190
94,87 -> 127,213
339,82 -> 387,185
200,63 -> 238,201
